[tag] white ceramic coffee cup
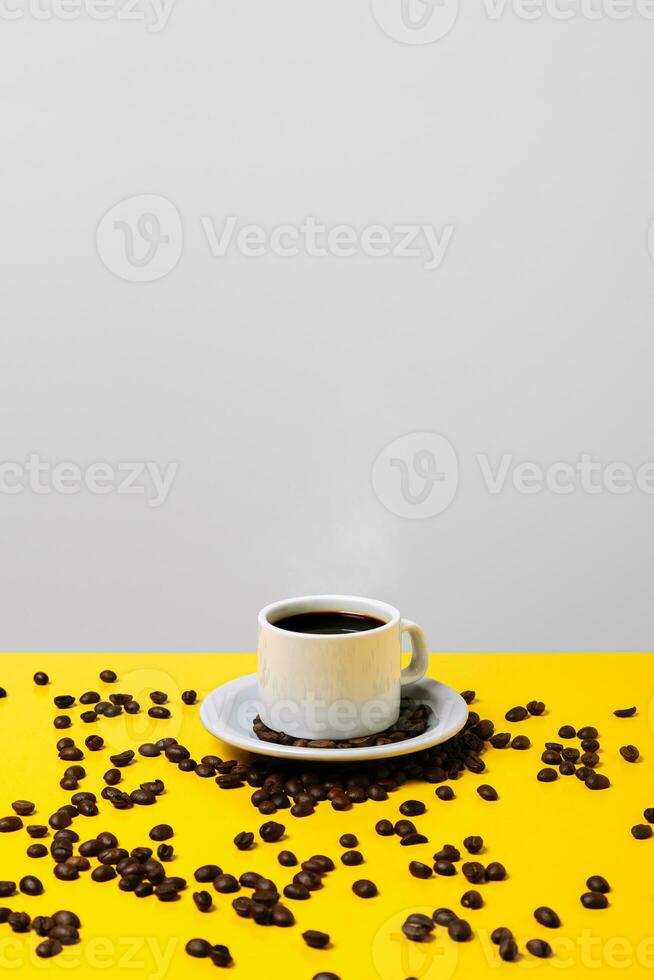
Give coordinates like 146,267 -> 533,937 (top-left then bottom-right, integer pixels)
257,595 -> 429,740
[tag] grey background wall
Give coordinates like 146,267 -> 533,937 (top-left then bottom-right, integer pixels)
1,1 -> 653,652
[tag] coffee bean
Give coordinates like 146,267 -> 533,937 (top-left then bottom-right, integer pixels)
339,833 -> 358,848
614,706 -> 636,717
214,874 -> 239,894
33,672 -> 49,685
283,883 -> 310,900
150,691 -> 168,704
461,690 -> 475,703
499,938 -> 518,961
394,819 -> 416,837
434,845 -> 460,862
401,833 -> 429,846
54,863 -> 78,881
186,938 -> 212,958
303,930 -> 330,949
631,824 -> 652,840
575,766 -> 592,781
586,875 -> 610,893
527,938 -> 552,958
259,821 -> 284,842
311,974 -> 340,980
342,850 -> 364,866
124,700 -> 140,714
542,750 -> 561,765
399,800 -> 426,817
26,825 -> 48,838
537,768 -> 558,782
486,862 -> 506,881
156,844 -> 173,861
577,726 -> 598,739
448,918 -> 472,942
375,819 -> 394,836
272,904 -> 294,927
36,938 -> 63,959
27,843 -> 47,858
55,715 -> 73,730
409,860 -> 432,879
490,733 -> 511,748
11,800 -> 35,816
546,741 -> 563,752
192,890 -> 212,912
462,861 -> 485,883
620,745 -> 639,763
527,700 -> 545,715
511,735 -> 530,750
433,907 -> 457,925
436,786 -> 454,801
182,690 -> 197,705
102,768 -> 121,786
91,865 -> 116,882
148,706 -> 171,719
505,706 -> 528,722
463,836 -> 483,854
0,816 -> 23,832
643,808 -> 654,823
234,831 -> 254,850
477,784 -> 498,801
210,945 -> 232,967
558,725 -> 575,739
352,879 -> 377,898
580,891 -> 608,909
559,761 -> 576,776
0,688 -> 6,698
19,875 -> 43,896
54,695 -> 76,709
534,906 -> 560,928
581,752 -> 600,768
434,860 -> 457,877
491,926 -> 513,945
581,738 -> 600,752
561,747 -> 580,762
402,920 -> 432,942
149,824 -> 173,842
294,870 -> 321,891
99,670 -> 117,682
195,865 -> 222,883
461,889 -> 483,909
9,911 -> 31,932
83,735 -> 103,752
585,773 -> 610,790
110,750 -> 134,767
0,882 -> 16,897
59,745 -> 83,761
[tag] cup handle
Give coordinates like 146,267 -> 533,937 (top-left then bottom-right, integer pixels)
399,618 -> 429,687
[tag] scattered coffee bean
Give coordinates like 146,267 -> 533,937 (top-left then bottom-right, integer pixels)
9,911 -> 31,932
150,691 -> 168,704
461,690 -> 475,704
434,844 -> 460,862
585,773 -> 610,790
352,879 -> 377,898
210,945 -> 232,967
527,938 -> 552,958
375,819 -> 394,836
587,875 -> 610,893
490,733 -> 511,748
463,836 -> 483,854
558,725 -> 575,739
26,825 -> 48,838
527,700 -> 545,715
0,882 -> 16,897
631,824 -> 652,840
577,726 -> 598,739
195,865 -> 222,883
339,834 -> 358,848
399,799 -> 426,817
542,750 -> 561,765
581,891 -> 608,909
11,800 -> 35,816
462,862 -> 485,883
149,824 -> 173,842
400,833 -> 429,846
613,706 -> 636,717
193,890 -> 212,912
186,938 -> 212,958
461,889 -> 483,909
434,860 -> 457,877
581,738 -> 600,752
486,862 -> 506,881
303,930 -> 330,949
500,938 -> 518,961
511,735 -> 530,750
581,752 -> 600,768
491,926 -> 513,945
448,918 -> 472,941
99,670 -> 117,682
477,784 -> 498,801
620,745 -> 639,763
284,883 -> 310,900
409,860 -> 432,879
259,821 -> 284,842
36,938 -> 63,958
436,786 -> 454,801
560,761 -> 576,776
534,906 -> 560,928
433,907 -> 457,925
643,807 -> 654,823
54,863 -> 78,881
505,706 -> 528,722
19,875 -> 43,896
54,695 -> 75,709
0,816 -> 23,832
342,850 -> 364,866
148,706 -> 171,719
27,844 -> 48,858
537,768 -> 558,782
84,735 -> 104,751
234,831 -> 254,850
182,690 -> 197,704
33,672 -> 49,686
214,874 -> 239,894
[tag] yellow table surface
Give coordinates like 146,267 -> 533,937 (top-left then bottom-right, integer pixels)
0,653 -> 652,980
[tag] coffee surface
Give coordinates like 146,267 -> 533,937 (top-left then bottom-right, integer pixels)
272,611 -> 386,635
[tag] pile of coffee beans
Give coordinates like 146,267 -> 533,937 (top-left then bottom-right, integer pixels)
0,908 -> 81,958
253,697 -> 432,748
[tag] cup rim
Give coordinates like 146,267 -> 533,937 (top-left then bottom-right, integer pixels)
259,594 -> 400,640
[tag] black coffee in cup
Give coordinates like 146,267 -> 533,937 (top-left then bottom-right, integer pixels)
272,611 -> 386,635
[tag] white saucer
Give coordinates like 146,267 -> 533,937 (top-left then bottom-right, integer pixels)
199,674 -> 468,763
